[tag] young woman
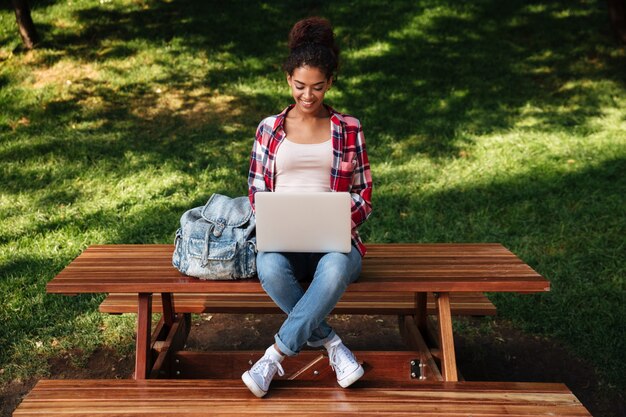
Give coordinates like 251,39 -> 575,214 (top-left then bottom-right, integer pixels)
243,17 -> 373,397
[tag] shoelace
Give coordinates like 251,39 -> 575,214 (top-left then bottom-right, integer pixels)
328,343 -> 355,374
252,356 -> 285,380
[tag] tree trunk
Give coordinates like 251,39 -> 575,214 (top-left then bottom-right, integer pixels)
607,0 -> 626,43
11,0 -> 39,50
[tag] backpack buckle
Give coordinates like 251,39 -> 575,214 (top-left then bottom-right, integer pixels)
213,221 -> 226,237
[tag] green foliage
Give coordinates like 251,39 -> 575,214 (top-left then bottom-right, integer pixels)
1,0 -> 624,389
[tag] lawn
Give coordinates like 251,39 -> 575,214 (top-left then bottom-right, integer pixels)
1,0 -> 624,401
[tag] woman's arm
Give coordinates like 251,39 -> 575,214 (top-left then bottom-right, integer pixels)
349,121 -> 373,230
248,123 -> 268,211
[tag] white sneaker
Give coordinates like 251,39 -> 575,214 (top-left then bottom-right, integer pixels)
327,340 -> 364,388
242,351 -> 285,397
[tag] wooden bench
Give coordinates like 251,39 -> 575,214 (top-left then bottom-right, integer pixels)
99,291 -> 497,316
46,243 -> 549,383
98,291 -> 496,369
17,243 -> 568,416
14,379 -> 591,416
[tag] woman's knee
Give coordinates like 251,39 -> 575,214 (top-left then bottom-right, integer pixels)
318,250 -> 361,284
257,252 -> 292,288
314,253 -> 360,293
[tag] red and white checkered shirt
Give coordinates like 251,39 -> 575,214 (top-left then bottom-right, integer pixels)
248,104 -> 373,256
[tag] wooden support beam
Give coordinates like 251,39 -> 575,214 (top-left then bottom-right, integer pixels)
134,293 -> 152,380
399,315 -> 443,381
414,292 -> 428,334
161,292 -> 175,327
149,317 -> 186,379
171,351 -> 434,382
435,292 -> 458,381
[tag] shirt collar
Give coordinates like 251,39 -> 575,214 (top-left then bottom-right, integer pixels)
272,104 -> 345,134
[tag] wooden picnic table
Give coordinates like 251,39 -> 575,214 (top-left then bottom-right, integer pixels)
47,243 -> 549,382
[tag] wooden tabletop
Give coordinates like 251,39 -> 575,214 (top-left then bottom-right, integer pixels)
46,244 -> 549,294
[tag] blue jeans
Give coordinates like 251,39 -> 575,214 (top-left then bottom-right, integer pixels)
256,246 -> 362,356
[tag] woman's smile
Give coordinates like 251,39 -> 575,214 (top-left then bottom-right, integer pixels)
287,65 -> 332,116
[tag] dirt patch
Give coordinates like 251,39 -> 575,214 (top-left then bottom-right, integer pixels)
31,60 -> 100,89
2,315 -> 624,417
1,348 -> 133,417
186,313 -> 406,352
0,379 -> 36,417
47,347 -> 134,380
129,89 -> 243,129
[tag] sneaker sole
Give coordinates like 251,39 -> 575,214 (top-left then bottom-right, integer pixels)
338,364 -> 365,388
242,371 -> 268,398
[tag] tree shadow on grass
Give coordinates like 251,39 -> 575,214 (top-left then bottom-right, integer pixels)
330,0 -> 625,159
367,155 -> 626,387
5,0 -> 623,170
34,0 -> 293,75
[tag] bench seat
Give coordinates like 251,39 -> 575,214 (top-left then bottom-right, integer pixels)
14,379 -> 591,416
99,291 -> 497,316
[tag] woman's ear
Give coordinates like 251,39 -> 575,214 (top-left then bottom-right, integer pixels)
326,76 -> 333,90
286,73 -> 292,87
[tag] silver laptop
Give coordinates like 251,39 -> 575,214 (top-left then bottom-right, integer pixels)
255,192 -> 352,253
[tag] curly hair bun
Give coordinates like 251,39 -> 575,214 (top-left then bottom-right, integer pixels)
283,17 -> 340,79
288,17 -> 336,52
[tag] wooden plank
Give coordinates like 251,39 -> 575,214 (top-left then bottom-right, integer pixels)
171,351 -> 427,382
436,293 -> 458,382
99,292 -> 497,316
161,292 -> 175,327
134,293 -> 152,380
70,256 -> 525,265
47,244 -> 549,295
414,292 -> 428,333
48,276 -> 549,294
14,379 -> 592,417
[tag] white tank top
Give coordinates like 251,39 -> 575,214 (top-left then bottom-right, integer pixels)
275,138 -> 332,193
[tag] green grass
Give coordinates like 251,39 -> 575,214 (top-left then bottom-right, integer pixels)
1,0 -> 624,394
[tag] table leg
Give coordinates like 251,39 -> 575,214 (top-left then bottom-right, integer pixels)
414,292 -> 428,335
435,292 -> 458,381
135,292 -> 153,380
161,293 -> 175,327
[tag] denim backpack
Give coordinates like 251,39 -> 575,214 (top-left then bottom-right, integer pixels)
172,194 -> 257,280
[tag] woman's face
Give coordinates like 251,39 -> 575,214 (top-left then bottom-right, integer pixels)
287,65 -> 332,116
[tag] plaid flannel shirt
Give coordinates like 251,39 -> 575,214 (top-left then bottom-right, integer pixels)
248,104 -> 373,256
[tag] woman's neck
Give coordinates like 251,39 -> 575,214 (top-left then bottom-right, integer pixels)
288,105 -> 330,122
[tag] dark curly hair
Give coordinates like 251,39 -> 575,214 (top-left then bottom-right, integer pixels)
282,17 -> 339,80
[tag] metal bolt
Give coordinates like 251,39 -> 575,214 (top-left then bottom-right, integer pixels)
419,363 -> 426,368
410,360 -> 416,366
175,359 -> 180,364
248,360 -> 253,365
176,371 -> 181,376
419,376 -> 427,380
411,372 -> 416,378
313,370 -> 319,375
